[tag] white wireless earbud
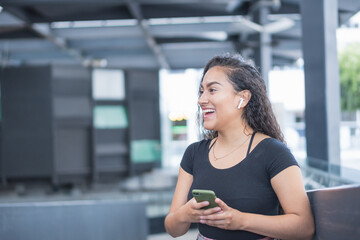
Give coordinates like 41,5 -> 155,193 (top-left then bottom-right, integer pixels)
237,98 -> 244,109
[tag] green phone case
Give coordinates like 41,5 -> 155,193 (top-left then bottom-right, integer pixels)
192,189 -> 218,209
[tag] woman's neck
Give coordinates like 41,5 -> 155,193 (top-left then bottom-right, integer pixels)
216,124 -> 253,145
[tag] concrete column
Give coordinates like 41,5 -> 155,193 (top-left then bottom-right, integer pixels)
253,6 -> 272,91
300,0 -> 341,171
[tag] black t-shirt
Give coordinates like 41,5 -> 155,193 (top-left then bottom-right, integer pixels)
180,138 -> 299,240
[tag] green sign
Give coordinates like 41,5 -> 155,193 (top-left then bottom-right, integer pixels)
94,105 -> 128,129
131,140 -> 161,163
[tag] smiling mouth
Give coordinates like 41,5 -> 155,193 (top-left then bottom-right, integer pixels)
202,109 -> 215,118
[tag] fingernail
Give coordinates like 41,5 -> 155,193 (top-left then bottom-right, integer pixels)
200,220 -> 205,224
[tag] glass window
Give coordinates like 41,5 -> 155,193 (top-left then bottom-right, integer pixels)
92,69 -> 125,100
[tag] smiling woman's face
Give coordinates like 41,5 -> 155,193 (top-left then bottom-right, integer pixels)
198,66 -> 242,131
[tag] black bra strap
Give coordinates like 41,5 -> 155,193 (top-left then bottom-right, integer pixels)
246,132 -> 257,156
208,138 -> 217,152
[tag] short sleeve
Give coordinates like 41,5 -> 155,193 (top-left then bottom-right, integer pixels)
266,140 -> 299,179
180,143 -> 196,175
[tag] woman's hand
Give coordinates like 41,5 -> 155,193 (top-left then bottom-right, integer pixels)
199,198 -> 243,230
182,198 -> 223,223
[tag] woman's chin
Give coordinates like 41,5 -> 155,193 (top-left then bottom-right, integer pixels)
203,125 -> 216,131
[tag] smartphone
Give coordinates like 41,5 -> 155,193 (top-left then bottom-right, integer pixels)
192,189 -> 218,209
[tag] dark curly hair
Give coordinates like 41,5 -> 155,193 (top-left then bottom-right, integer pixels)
198,53 -> 285,143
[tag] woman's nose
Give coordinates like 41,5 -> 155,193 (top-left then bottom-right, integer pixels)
198,92 -> 208,105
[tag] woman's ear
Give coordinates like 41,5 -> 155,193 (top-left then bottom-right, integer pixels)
237,90 -> 251,109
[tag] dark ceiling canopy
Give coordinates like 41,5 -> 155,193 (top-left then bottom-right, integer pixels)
0,0 -> 359,69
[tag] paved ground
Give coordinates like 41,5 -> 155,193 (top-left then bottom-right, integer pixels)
148,229 -> 198,240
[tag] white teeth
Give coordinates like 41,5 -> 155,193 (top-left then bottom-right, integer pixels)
203,109 -> 215,113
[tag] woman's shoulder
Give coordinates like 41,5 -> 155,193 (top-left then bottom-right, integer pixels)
250,133 -> 270,151
187,139 -> 212,150
253,133 -> 288,153
252,134 -> 298,170
181,139 -> 211,174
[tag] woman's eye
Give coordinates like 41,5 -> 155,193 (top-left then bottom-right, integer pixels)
209,88 -> 216,93
199,90 -> 204,95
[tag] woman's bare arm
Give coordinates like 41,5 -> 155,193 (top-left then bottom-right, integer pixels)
165,167 -> 221,237
164,167 -> 193,237
236,166 -> 314,239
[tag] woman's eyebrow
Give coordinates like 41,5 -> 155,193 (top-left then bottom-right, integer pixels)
201,81 -> 222,89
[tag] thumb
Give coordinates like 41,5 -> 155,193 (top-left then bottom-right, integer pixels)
215,198 -> 228,210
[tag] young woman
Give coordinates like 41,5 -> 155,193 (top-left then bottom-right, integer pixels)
164,54 -> 314,240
